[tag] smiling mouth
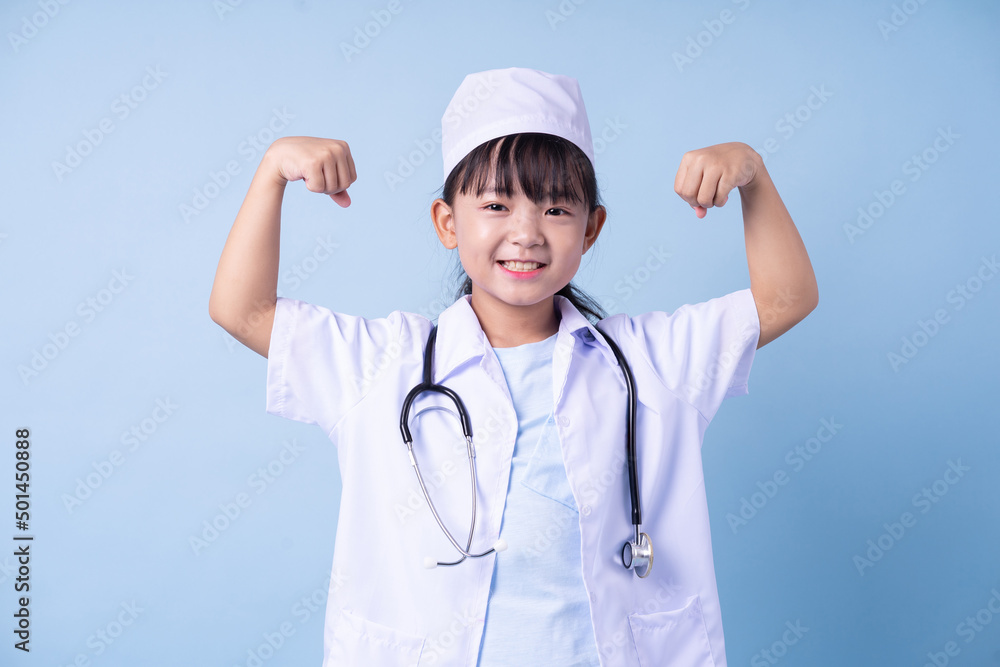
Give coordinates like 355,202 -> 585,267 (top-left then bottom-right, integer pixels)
498,260 -> 546,272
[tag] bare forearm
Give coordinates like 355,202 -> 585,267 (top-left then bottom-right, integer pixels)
209,149 -> 285,348
740,158 -> 818,346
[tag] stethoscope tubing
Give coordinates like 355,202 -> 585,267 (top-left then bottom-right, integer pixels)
400,327 -> 498,566
399,322 -> 650,575
593,324 -> 642,529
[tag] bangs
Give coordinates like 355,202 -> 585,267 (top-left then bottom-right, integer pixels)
444,133 -> 597,210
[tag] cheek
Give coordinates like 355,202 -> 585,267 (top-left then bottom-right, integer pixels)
555,227 -> 588,257
453,233 -> 491,275
456,224 -> 495,257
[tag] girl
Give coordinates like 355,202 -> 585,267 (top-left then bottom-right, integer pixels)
209,67 -> 818,667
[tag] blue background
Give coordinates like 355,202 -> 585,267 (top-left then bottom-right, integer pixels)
1,1 -> 998,665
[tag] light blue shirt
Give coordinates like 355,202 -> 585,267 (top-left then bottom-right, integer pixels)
476,333 -> 602,666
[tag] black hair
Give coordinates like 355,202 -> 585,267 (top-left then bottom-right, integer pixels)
441,132 -> 608,323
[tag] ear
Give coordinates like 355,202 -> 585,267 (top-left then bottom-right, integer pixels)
431,198 -> 457,250
582,205 -> 607,254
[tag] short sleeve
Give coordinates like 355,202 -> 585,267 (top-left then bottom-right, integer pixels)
265,296 -> 405,438
622,288 -> 760,424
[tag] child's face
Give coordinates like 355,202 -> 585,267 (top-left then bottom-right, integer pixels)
432,185 -> 605,314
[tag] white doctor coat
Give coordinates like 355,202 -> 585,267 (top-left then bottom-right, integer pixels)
265,288 -> 760,666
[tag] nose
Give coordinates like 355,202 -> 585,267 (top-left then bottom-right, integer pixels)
507,206 -> 544,247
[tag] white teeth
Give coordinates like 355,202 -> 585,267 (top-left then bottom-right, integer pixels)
501,261 -> 542,272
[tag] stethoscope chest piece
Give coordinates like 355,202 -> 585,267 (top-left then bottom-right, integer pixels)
622,531 -> 653,578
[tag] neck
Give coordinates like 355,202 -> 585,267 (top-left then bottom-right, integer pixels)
468,290 -> 560,348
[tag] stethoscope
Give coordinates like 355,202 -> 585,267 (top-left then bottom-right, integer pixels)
399,323 -> 653,578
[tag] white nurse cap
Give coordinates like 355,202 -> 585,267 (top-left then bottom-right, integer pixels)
440,67 -> 595,183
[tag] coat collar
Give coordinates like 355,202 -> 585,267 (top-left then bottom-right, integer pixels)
431,294 -> 621,381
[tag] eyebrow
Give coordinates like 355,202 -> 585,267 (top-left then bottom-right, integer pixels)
475,188 -> 578,207
478,189 -> 567,201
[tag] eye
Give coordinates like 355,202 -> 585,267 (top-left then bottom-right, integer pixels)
484,203 -> 507,212
547,207 -> 569,216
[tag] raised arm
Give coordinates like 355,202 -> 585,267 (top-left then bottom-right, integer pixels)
673,142 -> 818,348
208,148 -> 285,357
208,136 -> 357,357
737,153 -> 818,348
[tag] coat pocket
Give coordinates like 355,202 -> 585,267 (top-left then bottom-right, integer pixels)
627,595 -> 716,667
327,607 -> 426,667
